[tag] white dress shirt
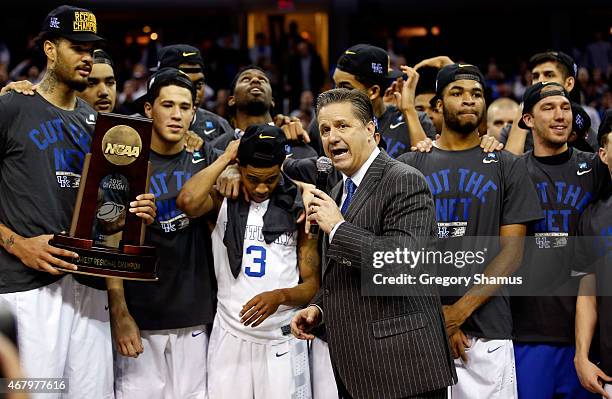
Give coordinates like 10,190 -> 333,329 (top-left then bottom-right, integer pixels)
329,146 -> 380,242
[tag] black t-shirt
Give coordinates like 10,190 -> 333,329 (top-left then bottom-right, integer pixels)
190,108 -> 233,143
0,92 -> 95,293
377,106 -> 436,158
307,107 -> 436,158
575,193 -> 612,375
211,127 -> 318,160
399,146 -> 542,339
123,149 -> 215,330
511,148 -> 609,343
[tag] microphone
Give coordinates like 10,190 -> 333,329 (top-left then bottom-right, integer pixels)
309,156 -> 333,235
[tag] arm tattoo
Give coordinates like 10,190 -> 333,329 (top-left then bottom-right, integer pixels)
5,234 -> 16,249
0,225 -> 17,250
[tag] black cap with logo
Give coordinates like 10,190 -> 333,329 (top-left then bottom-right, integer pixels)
41,5 -> 104,42
435,63 -> 486,98
93,49 -> 113,68
519,82 -> 571,129
238,124 -> 287,168
153,44 -> 204,73
336,44 -> 402,81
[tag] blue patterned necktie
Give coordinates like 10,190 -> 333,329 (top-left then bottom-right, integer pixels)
341,178 -> 357,215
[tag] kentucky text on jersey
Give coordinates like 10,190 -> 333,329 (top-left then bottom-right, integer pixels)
533,181 -> 592,233
27,118 -> 91,186
222,222 -> 297,247
150,171 -> 192,229
425,168 -> 499,222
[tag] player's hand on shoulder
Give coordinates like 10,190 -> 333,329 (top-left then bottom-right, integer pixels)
290,306 -> 321,340
184,130 -> 203,153
12,234 -> 77,275
411,137 -> 435,153
222,138 -> 240,163
479,134 -> 504,152
216,163 -> 245,200
0,80 -> 37,96
130,193 -> 156,225
240,290 -> 285,328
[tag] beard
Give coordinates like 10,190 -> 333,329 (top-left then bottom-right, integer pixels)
443,107 -> 483,135
237,97 -> 270,116
54,54 -> 89,92
67,77 -> 88,92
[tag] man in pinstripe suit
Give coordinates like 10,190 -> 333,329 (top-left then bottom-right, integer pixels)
291,88 -> 456,399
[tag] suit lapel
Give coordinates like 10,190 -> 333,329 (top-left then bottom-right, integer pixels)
343,151 -> 389,222
321,151 -> 390,277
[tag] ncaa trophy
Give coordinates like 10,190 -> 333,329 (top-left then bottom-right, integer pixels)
51,113 -> 158,280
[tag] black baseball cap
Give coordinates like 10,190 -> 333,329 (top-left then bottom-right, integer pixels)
529,51 -> 577,78
135,67 -> 195,111
598,109 -> 612,145
435,63 -> 486,98
238,124 -> 287,168
519,81 -> 571,129
93,49 -> 113,68
336,44 -> 402,82
41,5 -> 104,43
153,44 -> 204,73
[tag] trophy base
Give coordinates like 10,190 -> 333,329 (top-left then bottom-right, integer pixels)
50,234 -> 158,281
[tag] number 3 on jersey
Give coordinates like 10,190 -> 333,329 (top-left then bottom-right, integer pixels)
245,245 -> 267,277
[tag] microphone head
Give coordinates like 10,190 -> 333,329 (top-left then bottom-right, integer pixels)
316,156 -> 333,173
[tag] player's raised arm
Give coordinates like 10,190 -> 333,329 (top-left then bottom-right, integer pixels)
177,139 -> 239,217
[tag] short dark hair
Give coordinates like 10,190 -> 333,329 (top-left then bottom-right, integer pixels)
315,88 -> 374,126
34,31 -> 61,55
148,80 -> 194,105
529,52 -> 573,80
230,65 -> 267,95
146,68 -> 196,105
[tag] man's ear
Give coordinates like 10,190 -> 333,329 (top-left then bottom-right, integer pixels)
271,96 -> 275,110
228,95 -> 236,107
599,146 -> 609,166
565,76 -> 575,92
368,85 -> 381,101
523,113 -> 535,129
366,120 -> 376,140
144,102 -> 153,119
44,40 -> 57,64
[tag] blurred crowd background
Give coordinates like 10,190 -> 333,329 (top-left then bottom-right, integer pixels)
1,0 -> 611,130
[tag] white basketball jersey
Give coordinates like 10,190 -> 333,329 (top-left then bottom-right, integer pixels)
212,198 -> 299,343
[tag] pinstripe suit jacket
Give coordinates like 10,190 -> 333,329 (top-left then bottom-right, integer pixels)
312,150 -> 456,399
